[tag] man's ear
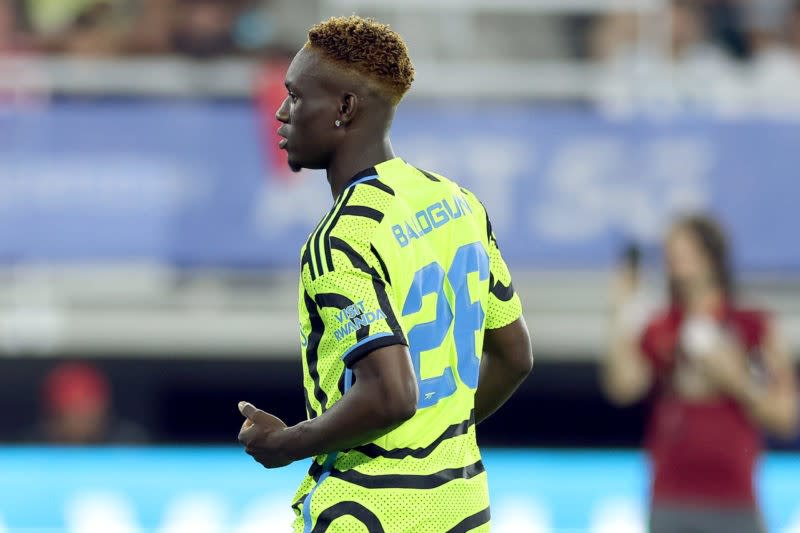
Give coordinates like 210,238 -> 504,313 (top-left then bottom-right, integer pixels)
338,93 -> 358,126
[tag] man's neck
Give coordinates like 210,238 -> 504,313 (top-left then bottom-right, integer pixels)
326,138 -> 395,199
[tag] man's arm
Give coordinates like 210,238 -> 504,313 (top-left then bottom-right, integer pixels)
239,344 -> 417,467
474,316 -> 533,424
283,344 -> 417,458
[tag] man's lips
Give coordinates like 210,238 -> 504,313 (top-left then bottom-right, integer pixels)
277,127 -> 288,149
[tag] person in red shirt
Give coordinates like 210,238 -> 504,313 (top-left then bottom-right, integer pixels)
603,215 -> 798,533
29,362 -> 148,444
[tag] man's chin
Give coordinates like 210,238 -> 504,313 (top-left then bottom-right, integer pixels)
288,159 -> 302,173
287,156 -> 328,173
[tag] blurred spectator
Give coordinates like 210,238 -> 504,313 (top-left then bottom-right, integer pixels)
742,0 -> 794,54
23,0 -> 110,36
603,215 -> 798,533
593,0 -> 726,64
171,0 -> 239,58
0,0 -> 48,106
128,0 -> 277,58
744,0 -> 800,115
669,0 -> 719,62
703,0 -> 749,59
591,0 -> 749,60
124,0 -> 173,54
592,0 -> 739,115
0,0 -> 16,52
3,0 -> 278,57
233,0 -> 276,53
18,0 -> 126,55
791,0 -> 800,51
0,0 -> 31,53
60,2 -> 124,56
31,362 -> 147,444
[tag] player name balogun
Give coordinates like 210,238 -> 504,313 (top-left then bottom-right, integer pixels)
391,192 -> 474,248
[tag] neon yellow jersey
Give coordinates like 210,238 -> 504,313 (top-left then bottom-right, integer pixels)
293,157 -> 523,532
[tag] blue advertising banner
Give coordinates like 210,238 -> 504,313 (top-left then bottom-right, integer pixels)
1,447 -> 799,532
2,101 -> 798,270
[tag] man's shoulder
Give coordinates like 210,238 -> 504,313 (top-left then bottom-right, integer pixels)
331,178 -> 397,240
308,180 -> 395,280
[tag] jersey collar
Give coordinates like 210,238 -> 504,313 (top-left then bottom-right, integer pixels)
342,166 -> 379,190
341,157 -> 406,191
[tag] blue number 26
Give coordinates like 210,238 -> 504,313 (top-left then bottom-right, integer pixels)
401,242 -> 489,408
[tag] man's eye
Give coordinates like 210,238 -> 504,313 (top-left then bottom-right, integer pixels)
289,92 -> 298,102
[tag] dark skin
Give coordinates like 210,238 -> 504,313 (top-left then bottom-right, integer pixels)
275,46 -> 397,197
239,345 -> 418,468
238,45 -> 533,468
475,317 -> 533,424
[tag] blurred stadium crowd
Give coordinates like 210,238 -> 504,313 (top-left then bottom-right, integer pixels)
1,0 -> 800,111
0,0 -> 285,58
0,0 -> 799,63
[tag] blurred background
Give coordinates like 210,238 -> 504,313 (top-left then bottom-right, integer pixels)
1,0 -> 800,531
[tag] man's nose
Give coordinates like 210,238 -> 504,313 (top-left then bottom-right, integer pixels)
275,97 -> 290,123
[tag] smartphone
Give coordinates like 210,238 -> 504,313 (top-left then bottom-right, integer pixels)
621,242 -> 641,278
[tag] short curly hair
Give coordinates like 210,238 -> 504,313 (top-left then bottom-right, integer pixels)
306,16 -> 415,105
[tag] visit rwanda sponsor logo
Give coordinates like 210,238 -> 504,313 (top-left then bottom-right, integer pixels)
334,300 -> 386,341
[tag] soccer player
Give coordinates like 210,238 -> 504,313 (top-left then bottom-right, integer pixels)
603,215 -> 798,533
237,16 -> 533,533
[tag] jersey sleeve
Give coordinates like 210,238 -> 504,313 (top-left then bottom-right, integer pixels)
485,214 -> 523,330
308,265 -> 408,368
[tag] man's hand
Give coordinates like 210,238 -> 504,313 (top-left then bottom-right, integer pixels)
237,401 -> 292,469
237,345 -> 417,464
